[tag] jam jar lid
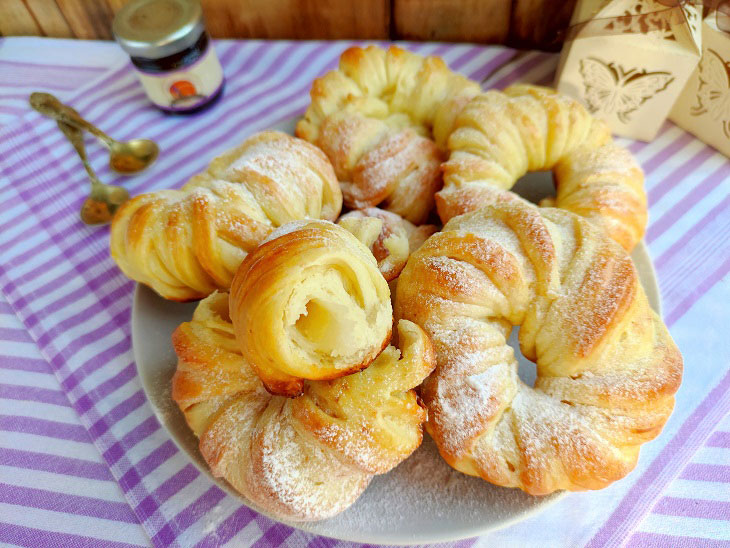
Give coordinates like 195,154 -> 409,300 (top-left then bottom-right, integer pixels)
113,0 -> 205,60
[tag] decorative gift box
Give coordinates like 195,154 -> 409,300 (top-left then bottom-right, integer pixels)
555,0 -> 702,141
670,8 -> 730,157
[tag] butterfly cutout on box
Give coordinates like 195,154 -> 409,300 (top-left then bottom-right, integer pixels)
691,48 -> 730,139
579,57 -> 674,123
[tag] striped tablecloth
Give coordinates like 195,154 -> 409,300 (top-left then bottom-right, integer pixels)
1,37 -> 729,548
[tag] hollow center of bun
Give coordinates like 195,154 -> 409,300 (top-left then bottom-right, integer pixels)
294,299 -> 352,354
508,326 -> 537,387
286,268 -> 376,367
510,170 -> 556,205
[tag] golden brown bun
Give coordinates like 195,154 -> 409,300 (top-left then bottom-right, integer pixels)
338,207 -> 437,281
229,220 -> 392,396
395,200 -> 682,495
172,292 -> 435,521
110,131 -> 342,301
438,85 -> 647,251
296,45 -> 481,224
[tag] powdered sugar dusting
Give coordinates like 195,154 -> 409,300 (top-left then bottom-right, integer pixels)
261,219 -> 328,245
300,45 -> 474,223
324,435 -> 560,536
424,256 -> 483,296
400,200 -> 681,495
256,408 -> 369,521
112,131 -> 340,300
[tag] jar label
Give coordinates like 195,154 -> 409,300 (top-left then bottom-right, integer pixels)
134,46 -> 224,111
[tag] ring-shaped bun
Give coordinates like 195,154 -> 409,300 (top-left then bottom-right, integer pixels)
172,292 -> 435,521
296,45 -> 481,224
395,200 -> 682,495
438,85 -> 647,251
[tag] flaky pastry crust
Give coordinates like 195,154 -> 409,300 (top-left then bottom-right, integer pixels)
296,45 -> 481,224
229,220 -> 392,396
395,200 -> 682,495
338,207 -> 437,281
172,292 -> 435,521
438,85 -> 647,251
110,131 -> 342,301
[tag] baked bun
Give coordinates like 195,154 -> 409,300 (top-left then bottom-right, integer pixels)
229,220 -> 392,396
395,200 -> 682,495
338,207 -> 437,281
296,45 -> 481,224
438,85 -> 647,251
172,292 -> 435,521
110,131 -> 342,301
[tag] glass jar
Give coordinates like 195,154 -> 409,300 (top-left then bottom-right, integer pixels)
113,0 -> 224,113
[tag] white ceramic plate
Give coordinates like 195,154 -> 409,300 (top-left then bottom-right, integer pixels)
131,117 -> 661,545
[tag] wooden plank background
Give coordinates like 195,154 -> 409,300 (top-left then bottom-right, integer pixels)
0,0 -> 577,50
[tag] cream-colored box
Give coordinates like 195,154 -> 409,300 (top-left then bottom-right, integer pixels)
671,12 -> 730,157
555,0 -> 701,141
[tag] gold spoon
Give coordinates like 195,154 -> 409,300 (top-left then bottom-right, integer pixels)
56,119 -> 130,225
29,92 -> 159,175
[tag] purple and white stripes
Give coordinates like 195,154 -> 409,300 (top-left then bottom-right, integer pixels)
0,295 -> 149,547
625,412 -> 730,546
1,37 -> 729,547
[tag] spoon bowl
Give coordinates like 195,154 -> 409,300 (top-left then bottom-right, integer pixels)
81,183 -> 130,225
109,138 -> 159,174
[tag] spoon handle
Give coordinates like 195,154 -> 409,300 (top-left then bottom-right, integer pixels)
29,92 -> 115,149
56,120 -> 104,189
57,119 -> 128,226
